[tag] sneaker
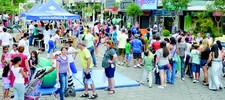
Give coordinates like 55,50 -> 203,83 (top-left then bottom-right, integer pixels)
192,79 -> 196,83
137,64 -> 141,68
134,65 -> 137,68
196,80 -> 199,83
158,86 -> 164,89
164,84 -> 167,87
181,78 -> 185,81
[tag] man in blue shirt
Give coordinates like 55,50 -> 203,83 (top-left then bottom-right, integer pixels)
131,34 -> 143,68
131,25 -> 137,35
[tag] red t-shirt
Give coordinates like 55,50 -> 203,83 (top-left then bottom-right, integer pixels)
152,41 -> 161,51
11,53 -> 28,71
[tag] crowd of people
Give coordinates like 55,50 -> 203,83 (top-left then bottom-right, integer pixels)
0,17 -> 225,100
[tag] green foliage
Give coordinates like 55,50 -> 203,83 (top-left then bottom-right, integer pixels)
162,30 -> 170,37
23,3 -> 35,10
92,4 -> 101,11
125,2 -> 142,17
162,0 -> 190,11
0,0 -> 25,14
77,2 -> 86,9
191,12 -> 219,37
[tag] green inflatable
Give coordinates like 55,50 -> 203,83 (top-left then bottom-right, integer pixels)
36,58 -> 56,88
184,14 -> 192,32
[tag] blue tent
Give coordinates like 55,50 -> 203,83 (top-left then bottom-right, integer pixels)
26,0 -> 80,20
21,2 -> 43,17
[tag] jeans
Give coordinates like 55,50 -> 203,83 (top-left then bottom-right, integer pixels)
48,40 -> 55,54
185,55 -> 192,77
14,83 -> 25,100
87,46 -> 97,66
166,61 -> 177,84
55,73 -> 68,100
30,68 -> 35,80
29,34 -> 33,46
180,56 -> 186,78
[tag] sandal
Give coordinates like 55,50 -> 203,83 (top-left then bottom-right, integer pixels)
89,94 -> 98,99
203,83 -> 209,86
80,93 -> 89,98
108,90 -> 115,94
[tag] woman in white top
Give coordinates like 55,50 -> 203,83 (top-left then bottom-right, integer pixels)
43,25 -> 51,52
47,30 -> 61,58
11,56 -> 28,100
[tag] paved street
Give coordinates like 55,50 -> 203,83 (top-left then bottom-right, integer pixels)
0,33 -> 225,100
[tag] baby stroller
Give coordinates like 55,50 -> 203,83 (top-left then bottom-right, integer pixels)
25,68 -> 47,100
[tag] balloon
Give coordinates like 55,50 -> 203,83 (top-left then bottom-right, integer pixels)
36,58 -> 56,88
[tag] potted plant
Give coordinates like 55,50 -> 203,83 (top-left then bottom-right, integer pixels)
162,30 -> 171,37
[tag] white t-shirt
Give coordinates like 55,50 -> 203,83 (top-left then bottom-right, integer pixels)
186,43 -> 192,55
117,33 -> 128,48
50,34 -> 60,42
10,50 -> 18,55
18,39 -> 30,56
68,47 -> 76,63
94,25 -> 99,33
206,37 -> 213,45
29,24 -> 34,34
0,32 -> 12,46
43,30 -> 51,44
11,66 -> 24,83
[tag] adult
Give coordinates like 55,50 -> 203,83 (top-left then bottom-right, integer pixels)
0,21 -> 4,33
47,30 -> 61,58
43,25 -> 51,52
185,37 -> 192,77
85,28 -> 97,67
73,42 -> 98,99
54,47 -> 70,100
28,21 -> 34,46
205,44 -> 224,90
18,33 -> 30,57
177,37 -> 187,81
112,26 -> 118,44
11,46 -> 30,85
195,33 -> 203,43
199,39 -> 210,86
131,34 -> 143,68
206,33 -> 213,47
11,56 -> 28,100
151,36 -> 161,54
102,40 -> 117,94
79,22 -> 84,41
155,41 -> 170,89
0,28 -> 12,47
117,29 -> 128,65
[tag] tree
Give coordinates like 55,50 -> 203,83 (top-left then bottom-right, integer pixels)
0,0 -> 26,14
23,2 -> 35,10
162,0 -> 191,29
125,2 -> 142,24
207,0 -> 225,36
92,4 -> 101,12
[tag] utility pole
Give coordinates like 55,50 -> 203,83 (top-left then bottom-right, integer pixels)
92,0 -> 95,24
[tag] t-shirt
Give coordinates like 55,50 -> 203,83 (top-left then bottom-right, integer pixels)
11,66 -> 24,83
152,41 -> 161,51
33,27 -> 39,36
177,43 -> 187,57
125,43 -> 131,54
117,33 -> 128,48
144,53 -> 154,71
102,49 -> 116,68
29,24 -> 34,34
50,34 -> 60,42
18,39 -> 30,56
68,47 -> 76,63
131,39 -> 142,53
156,49 -> 169,66
131,27 -> 137,34
80,25 -> 84,34
10,50 -> 18,55
190,49 -> 200,64
11,53 -> 28,71
77,48 -> 93,69
85,33 -> 94,48
186,43 -> 192,55
0,32 -> 12,46
56,56 -> 69,73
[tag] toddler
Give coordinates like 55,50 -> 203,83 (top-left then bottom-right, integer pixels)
2,59 -> 11,99
190,44 -> 200,83
125,38 -> 131,67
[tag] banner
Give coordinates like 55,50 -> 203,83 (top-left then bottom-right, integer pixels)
135,0 -> 158,10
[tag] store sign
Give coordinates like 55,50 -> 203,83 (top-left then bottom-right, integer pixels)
136,0 -> 158,10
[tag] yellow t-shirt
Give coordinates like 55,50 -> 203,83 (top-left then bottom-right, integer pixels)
77,48 -> 93,69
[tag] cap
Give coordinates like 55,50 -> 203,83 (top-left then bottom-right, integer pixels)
78,41 -> 86,47
206,33 -> 210,37
53,51 -> 61,56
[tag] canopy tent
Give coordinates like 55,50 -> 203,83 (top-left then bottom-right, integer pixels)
26,0 -> 80,20
21,2 -> 43,17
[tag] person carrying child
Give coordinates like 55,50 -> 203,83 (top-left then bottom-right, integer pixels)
140,50 -> 154,88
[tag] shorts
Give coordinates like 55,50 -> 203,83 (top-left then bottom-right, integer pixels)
158,64 -> 168,70
133,53 -> 141,59
105,66 -> 115,78
82,69 -> 93,84
126,53 -> 131,62
3,83 -> 11,89
200,60 -> 207,67
118,48 -> 125,56
192,63 -> 200,73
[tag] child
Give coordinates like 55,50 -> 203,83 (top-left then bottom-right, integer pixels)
190,44 -> 200,83
66,42 -> 77,78
140,50 -> 154,88
2,59 -> 11,99
29,51 -> 38,78
11,56 -> 28,100
1,46 -> 10,68
10,44 -> 18,56
125,38 -> 131,67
